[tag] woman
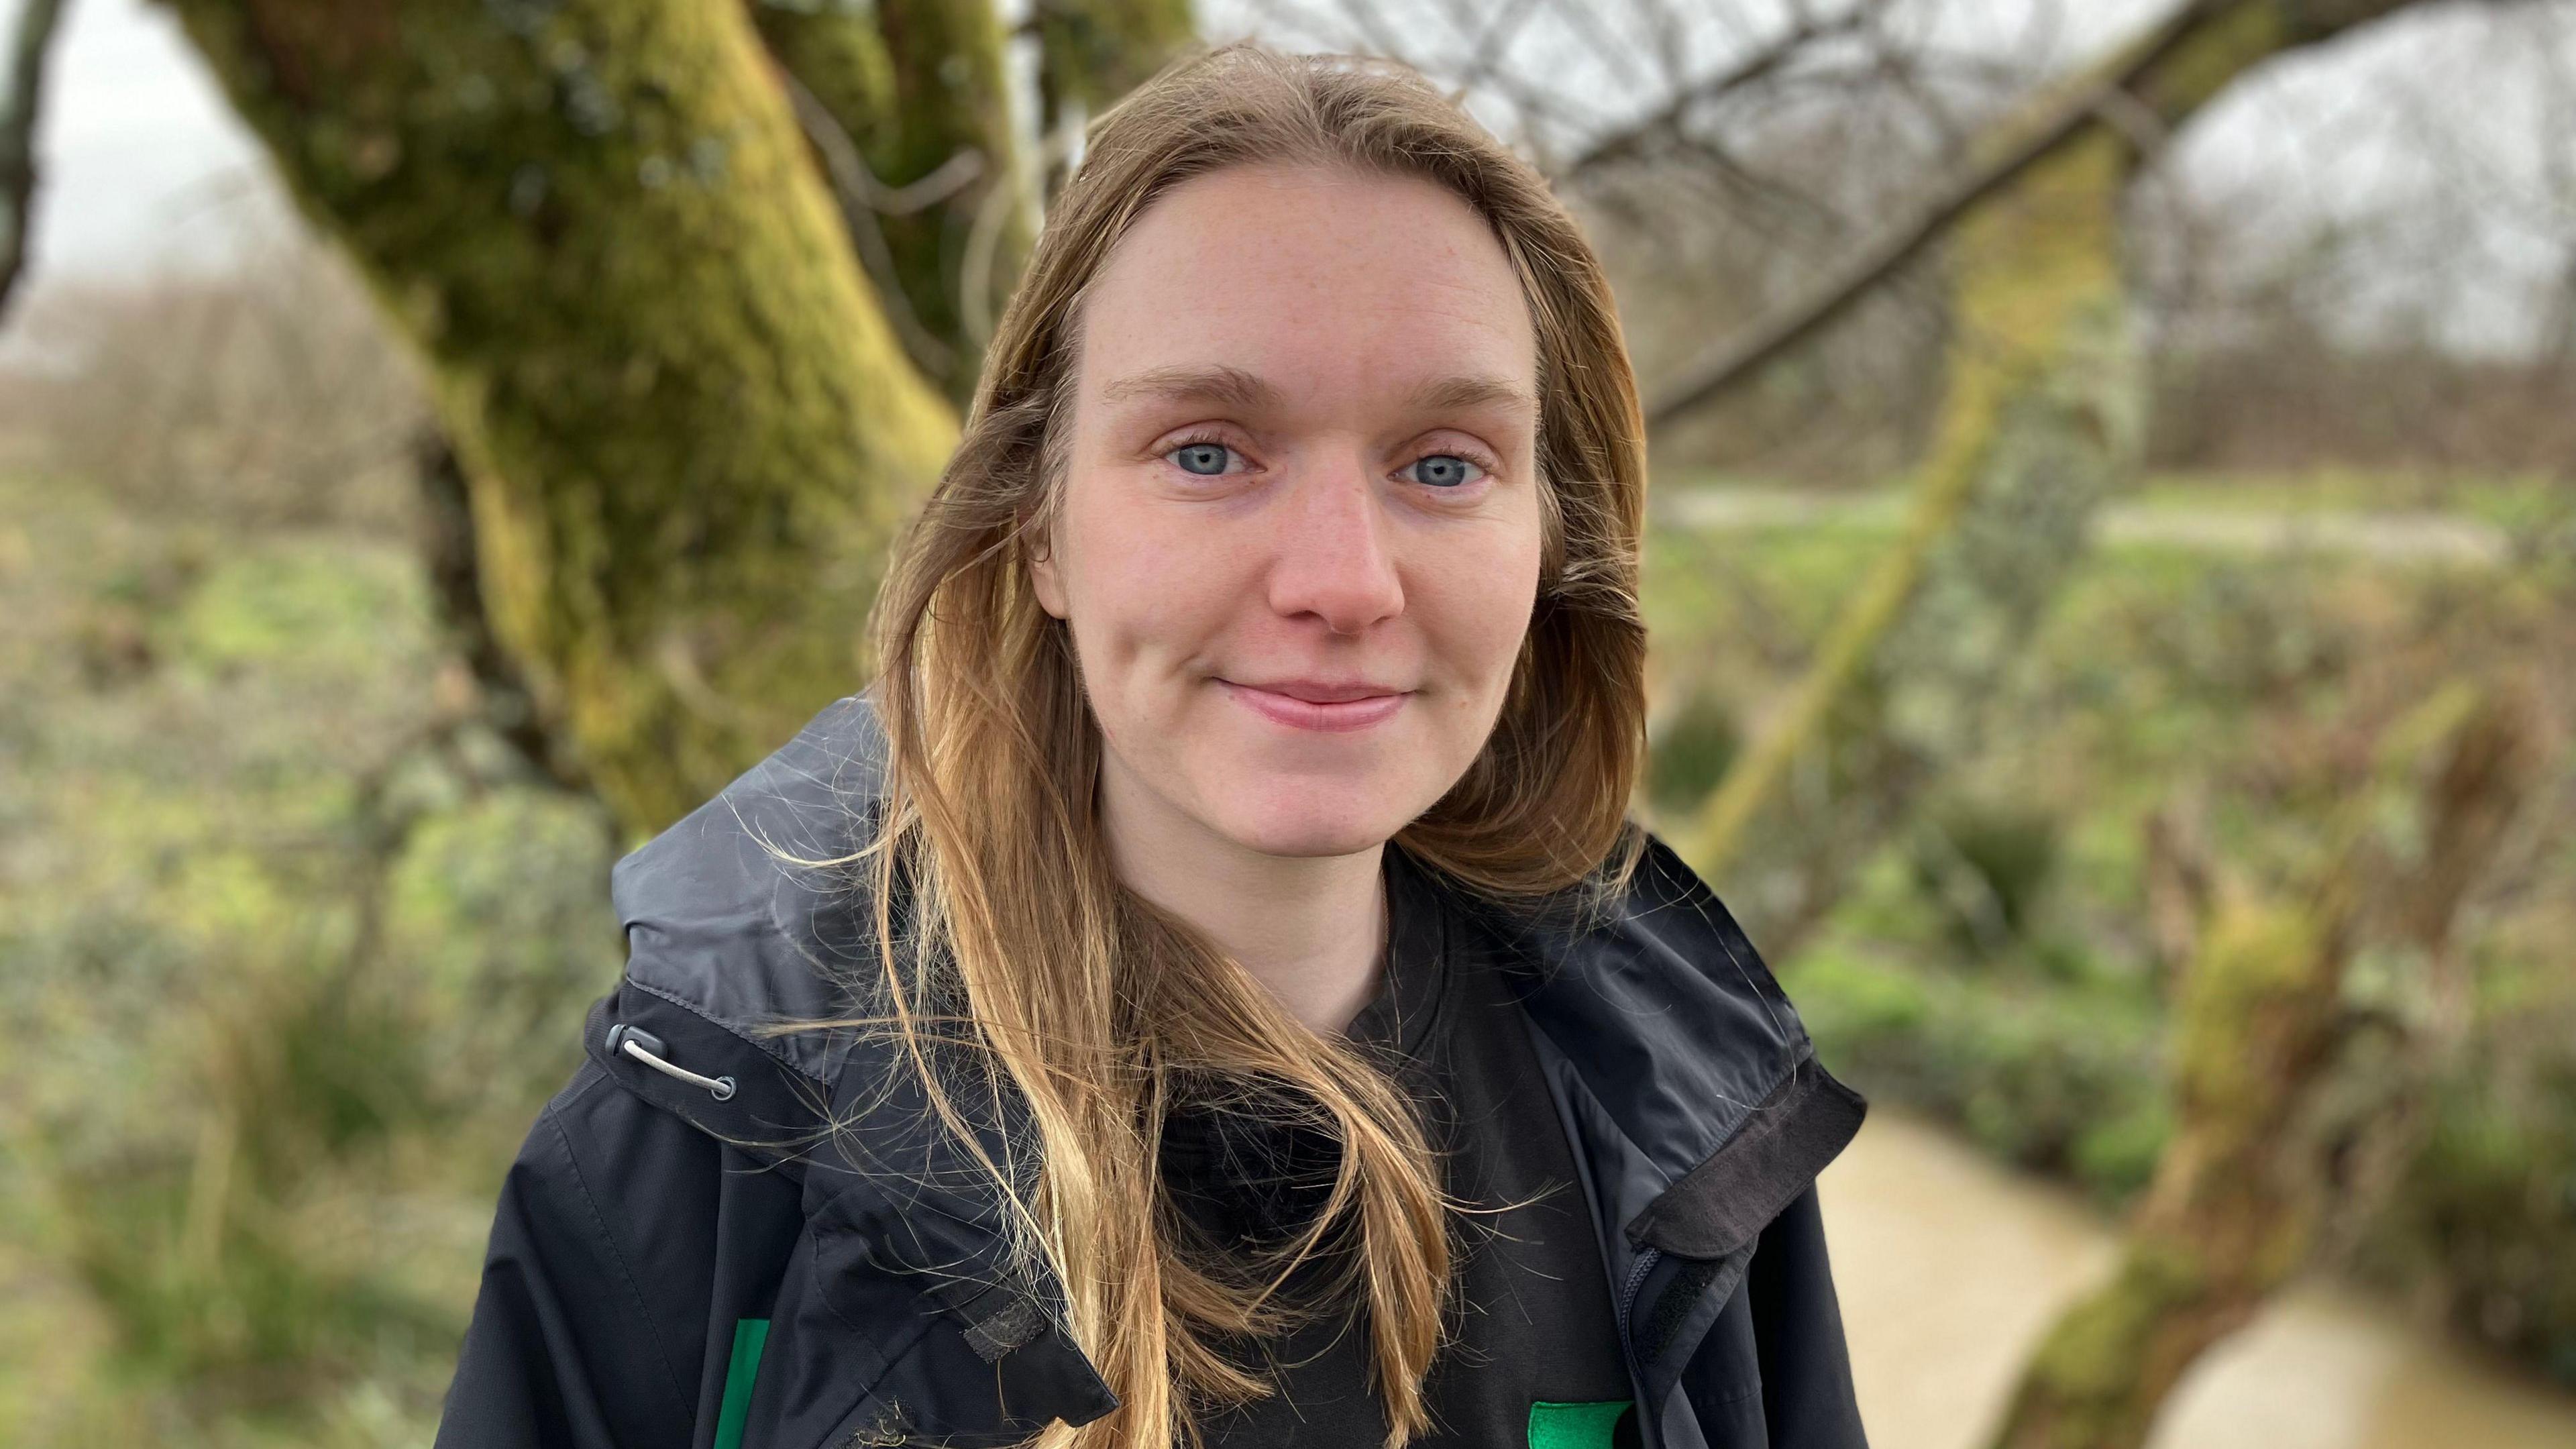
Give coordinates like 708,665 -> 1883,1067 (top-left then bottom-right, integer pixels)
439,43 -> 1868,1449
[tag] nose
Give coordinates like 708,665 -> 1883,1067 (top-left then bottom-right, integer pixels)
1265,456 -> 1404,635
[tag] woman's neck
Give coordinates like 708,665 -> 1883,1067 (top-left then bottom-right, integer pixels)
1097,763 -> 1387,1036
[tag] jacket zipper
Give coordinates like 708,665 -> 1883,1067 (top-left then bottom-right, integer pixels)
1613,1243 -> 1665,1449
1615,1244 -> 1662,1371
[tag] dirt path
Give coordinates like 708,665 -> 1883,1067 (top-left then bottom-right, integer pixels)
1660,488 -> 2512,566
1819,1110 -> 2576,1449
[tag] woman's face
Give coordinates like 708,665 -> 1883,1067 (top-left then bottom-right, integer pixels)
1032,161 -> 1545,861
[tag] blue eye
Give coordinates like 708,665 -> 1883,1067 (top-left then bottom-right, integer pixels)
1404,453 -> 1485,488
1169,442 -> 1233,476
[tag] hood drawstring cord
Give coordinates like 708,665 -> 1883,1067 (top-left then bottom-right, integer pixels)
604,1023 -> 737,1101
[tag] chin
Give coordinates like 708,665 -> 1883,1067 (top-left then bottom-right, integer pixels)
1212,779 -> 1417,859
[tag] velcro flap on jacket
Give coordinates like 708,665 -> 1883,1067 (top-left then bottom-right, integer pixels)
1623,1055 -> 1866,1258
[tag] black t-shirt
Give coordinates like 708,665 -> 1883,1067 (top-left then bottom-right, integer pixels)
1159,847 -> 1641,1449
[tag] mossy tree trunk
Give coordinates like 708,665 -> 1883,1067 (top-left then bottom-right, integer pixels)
1,0 -> 72,317
158,0 -> 963,835
1988,683 -> 2542,1449
1684,0 -> 2439,953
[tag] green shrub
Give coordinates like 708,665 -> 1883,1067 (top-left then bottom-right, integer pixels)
2364,1061 -> 2576,1385
1646,690 -> 1743,816
1905,800 -> 2060,952
1782,943 -> 2167,1202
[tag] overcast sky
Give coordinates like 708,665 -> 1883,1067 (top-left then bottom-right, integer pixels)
19,0 -> 2576,353
30,0 -> 274,278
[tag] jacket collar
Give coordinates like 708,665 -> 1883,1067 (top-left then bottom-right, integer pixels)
586,694 -> 1863,1444
1456,833 -> 1867,1435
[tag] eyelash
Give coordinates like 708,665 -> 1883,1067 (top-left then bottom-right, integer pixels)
1159,431 -> 1500,487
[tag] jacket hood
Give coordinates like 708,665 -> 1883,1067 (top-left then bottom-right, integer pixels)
579,693 -> 1863,1445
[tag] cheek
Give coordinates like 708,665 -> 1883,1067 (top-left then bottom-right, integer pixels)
1053,479 -> 1243,704
1416,518 -> 1544,710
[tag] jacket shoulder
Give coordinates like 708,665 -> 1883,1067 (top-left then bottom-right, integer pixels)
1476,828 -> 1867,1254
610,694 -> 891,1088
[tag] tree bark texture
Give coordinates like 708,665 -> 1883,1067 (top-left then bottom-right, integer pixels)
156,0 -> 961,836
1684,0 -> 2426,953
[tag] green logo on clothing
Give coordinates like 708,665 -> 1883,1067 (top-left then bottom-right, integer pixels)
1527,1398 -> 1633,1449
712,1318 -> 771,1449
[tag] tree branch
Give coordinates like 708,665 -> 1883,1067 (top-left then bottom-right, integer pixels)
777,67 -> 963,380
1642,0 -> 2231,432
1558,1 -> 1886,176
0,0 -> 72,321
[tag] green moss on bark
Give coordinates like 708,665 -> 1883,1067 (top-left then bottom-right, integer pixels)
159,0 -> 960,834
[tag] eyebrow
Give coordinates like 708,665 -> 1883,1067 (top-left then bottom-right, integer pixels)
1098,364 -> 1281,410
1403,373 -> 1536,417
1097,364 -> 1534,419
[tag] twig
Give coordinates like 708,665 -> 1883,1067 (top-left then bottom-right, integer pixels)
964,117 -> 1077,349
1326,0 -> 1411,60
1560,1 -> 1886,176
775,67 -> 960,380
1450,0 -> 1547,102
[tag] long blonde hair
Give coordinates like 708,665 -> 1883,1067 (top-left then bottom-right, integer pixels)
853,42 -> 1650,1449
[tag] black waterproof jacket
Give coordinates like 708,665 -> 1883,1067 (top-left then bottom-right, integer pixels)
435,696 -> 1872,1449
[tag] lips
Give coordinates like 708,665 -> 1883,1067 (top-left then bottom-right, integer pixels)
1220,678 -> 1411,733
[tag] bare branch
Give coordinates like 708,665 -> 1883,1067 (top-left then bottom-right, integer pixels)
1644,0 -> 2229,432
1326,0 -> 1411,60
1451,0 -> 1548,100
1561,2 -> 1886,176
0,0 -> 72,321
775,67 -> 960,380
1622,0 -> 1692,100
1547,0 -> 1659,94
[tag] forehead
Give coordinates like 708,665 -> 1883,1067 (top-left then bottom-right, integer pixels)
1074,161 -> 1538,404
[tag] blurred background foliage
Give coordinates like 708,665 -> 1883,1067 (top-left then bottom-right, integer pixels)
3,0 -> 2573,1445
1642,483 -> 2576,1379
